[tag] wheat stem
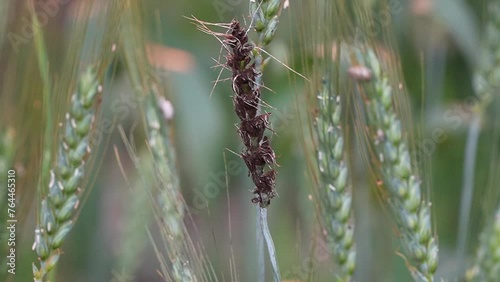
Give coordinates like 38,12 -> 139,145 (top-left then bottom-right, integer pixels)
355,49 -> 438,281
32,67 -> 100,282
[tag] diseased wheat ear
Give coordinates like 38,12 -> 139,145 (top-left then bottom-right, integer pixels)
32,67 -> 100,282
223,20 -> 278,207
314,77 -> 356,281
226,1 -> 284,207
354,49 -> 438,282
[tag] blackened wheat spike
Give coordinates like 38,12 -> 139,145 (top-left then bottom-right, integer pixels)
225,20 -> 277,207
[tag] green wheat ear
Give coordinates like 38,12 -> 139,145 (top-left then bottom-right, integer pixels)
32,67 -> 100,282
354,49 -> 438,282
314,76 -> 356,281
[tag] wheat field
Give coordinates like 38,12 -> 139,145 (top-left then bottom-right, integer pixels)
0,0 -> 499,282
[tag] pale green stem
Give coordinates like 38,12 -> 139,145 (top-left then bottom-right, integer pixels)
260,207 -> 281,282
257,207 -> 265,282
457,115 -> 481,271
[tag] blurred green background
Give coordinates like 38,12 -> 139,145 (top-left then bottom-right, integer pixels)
0,0 -> 499,281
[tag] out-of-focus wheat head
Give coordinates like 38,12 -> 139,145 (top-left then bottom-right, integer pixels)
145,93 -> 196,281
466,2 -> 500,280
118,1 -> 214,280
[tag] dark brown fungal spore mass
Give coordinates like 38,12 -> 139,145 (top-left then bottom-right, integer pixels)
225,20 -> 277,207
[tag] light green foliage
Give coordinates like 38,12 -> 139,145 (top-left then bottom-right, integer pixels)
358,50 -> 438,282
33,67 -> 100,282
314,77 -> 356,281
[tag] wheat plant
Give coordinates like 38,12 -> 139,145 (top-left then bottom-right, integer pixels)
353,49 -> 438,281
1,0 -> 500,281
314,76 -> 356,281
32,67 -> 101,281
